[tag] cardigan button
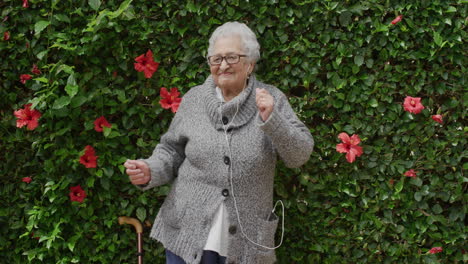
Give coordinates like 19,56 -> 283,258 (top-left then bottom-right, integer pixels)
222,189 -> 229,197
222,116 -> 229,125
228,225 -> 237,235
223,156 -> 230,165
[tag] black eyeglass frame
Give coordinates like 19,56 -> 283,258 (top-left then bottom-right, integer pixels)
207,54 -> 248,65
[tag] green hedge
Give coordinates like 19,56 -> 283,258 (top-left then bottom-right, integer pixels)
0,0 -> 466,263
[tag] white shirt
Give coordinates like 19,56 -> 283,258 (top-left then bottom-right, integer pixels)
202,87 -> 231,256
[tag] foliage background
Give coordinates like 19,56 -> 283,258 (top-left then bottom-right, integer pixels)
0,0 -> 466,263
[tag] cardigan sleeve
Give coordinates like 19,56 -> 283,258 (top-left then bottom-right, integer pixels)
257,89 -> 314,168
136,100 -> 188,191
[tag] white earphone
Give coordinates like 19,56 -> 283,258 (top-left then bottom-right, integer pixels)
218,75 -> 285,251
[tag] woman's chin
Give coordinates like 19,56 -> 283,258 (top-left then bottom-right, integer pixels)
217,79 -> 234,88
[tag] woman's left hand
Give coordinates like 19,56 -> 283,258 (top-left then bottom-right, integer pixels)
256,88 -> 274,122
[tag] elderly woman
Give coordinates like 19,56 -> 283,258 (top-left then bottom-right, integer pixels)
124,21 -> 313,264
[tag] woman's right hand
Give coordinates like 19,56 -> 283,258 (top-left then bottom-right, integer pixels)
124,160 -> 151,185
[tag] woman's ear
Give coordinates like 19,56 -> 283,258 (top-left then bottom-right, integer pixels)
248,62 -> 256,75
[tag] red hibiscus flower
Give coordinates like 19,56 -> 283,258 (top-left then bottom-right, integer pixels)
403,96 -> 425,114
20,74 -> 32,84
336,132 -> 363,163
31,64 -> 41,75
79,145 -> 98,168
404,169 -> 417,178
14,104 -> 42,130
432,115 -> 443,124
3,31 -> 10,41
391,15 -> 403,25
22,0 -> 29,8
69,185 -> 87,203
159,87 -> 182,113
428,247 -> 443,254
22,177 -> 32,183
93,116 -> 112,132
134,50 -> 159,78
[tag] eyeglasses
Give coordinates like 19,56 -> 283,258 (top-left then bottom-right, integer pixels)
207,54 -> 247,65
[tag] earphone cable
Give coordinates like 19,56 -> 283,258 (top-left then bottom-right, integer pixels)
219,76 -> 285,250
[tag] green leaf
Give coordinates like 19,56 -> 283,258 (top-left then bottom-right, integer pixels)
52,96 -> 71,109
433,31 -> 443,47
101,177 -> 110,190
310,243 -> 324,252
354,55 -> 364,66
103,126 -> 112,137
65,74 -> 78,98
136,207 -> 146,222
394,179 -> 404,194
34,21 -> 51,36
35,77 -> 48,83
339,11 -> 352,27
54,14 -> 70,23
414,192 -> 423,202
65,85 -> 79,98
70,96 -> 87,108
88,0 -> 101,11
432,204 -> 443,214
36,50 -> 48,60
369,98 -> 378,108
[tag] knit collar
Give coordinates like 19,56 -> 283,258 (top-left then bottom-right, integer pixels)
203,74 -> 258,130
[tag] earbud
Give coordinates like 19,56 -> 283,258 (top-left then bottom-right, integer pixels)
246,65 -> 251,75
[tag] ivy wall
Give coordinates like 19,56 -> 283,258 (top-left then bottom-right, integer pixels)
0,0 -> 466,263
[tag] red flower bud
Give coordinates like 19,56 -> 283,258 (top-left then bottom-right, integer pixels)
31,64 -> 41,75
391,15 -> 403,25
22,177 -> 32,183
428,247 -> 443,254
431,115 -> 443,124
404,169 -> 417,178
20,74 -> 32,84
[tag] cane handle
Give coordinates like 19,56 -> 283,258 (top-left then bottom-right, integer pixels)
118,216 -> 143,234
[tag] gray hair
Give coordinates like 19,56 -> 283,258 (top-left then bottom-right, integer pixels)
207,21 -> 260,63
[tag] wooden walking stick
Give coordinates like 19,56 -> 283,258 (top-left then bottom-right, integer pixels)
119,216 -> 144,264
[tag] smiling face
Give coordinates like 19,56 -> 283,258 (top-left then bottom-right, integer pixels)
209,36 -> 254,93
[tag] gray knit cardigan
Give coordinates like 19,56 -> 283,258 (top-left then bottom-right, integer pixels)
138,74 -> 314,264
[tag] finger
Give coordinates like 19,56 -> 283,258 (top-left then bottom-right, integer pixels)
133,178 -> 148,185
133,160 -> 148,169
124,160 -> 136,169
126,169 -> 142,175
131,176 -> 149,185
257,88 -> 269,95
130,173 -> 146,181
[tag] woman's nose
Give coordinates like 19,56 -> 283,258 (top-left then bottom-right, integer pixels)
219,59 -> 230,71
